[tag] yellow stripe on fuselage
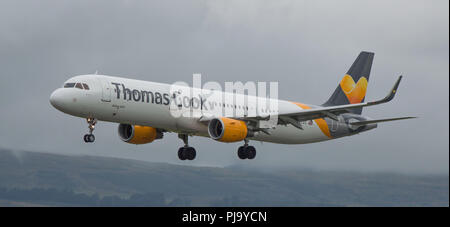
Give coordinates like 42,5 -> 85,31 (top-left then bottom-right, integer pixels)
291,102 -> 332,139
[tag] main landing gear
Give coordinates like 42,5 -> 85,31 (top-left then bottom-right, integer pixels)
83,118 -> 97,143
237,139 -> 256,160
178,134 -> 196,161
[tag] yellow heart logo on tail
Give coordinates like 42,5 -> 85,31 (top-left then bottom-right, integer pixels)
339,75 -> 368,104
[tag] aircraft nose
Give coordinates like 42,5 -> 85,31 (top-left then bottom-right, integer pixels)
50,89 -> 64,108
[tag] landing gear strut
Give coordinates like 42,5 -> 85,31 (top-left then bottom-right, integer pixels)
178,134 -> 196,160
237,139 -> 256,160
83,118 -> 97,143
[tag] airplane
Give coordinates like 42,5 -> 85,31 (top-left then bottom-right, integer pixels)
49,51 -> 415,160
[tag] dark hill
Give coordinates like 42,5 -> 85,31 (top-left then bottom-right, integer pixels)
0,149 -> 447,206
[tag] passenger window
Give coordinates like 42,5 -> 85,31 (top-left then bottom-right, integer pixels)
64,83 -> 75,88
82,83 -> 90,90
75,83 -> 83,89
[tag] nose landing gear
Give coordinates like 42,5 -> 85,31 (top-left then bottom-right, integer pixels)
83,118 -> 97,143
178,134 -> 196,160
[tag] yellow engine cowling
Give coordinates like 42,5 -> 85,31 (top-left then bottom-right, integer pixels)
207,117 -> 248,143
118,124 -> 162,144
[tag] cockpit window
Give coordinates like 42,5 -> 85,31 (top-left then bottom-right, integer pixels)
64,82 -> 90,90
64,83 -> 75,88
82,83 -> 90,90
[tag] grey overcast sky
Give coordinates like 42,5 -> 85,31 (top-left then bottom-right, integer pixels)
0,0 -> 448,174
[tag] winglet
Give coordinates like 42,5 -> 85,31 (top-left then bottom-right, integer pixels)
368,75 -> 402,106
385,75 -> 402,102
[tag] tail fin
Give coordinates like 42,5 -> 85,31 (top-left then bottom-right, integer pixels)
323,51 -> 374,114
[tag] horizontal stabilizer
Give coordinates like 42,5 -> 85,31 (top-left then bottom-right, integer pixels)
350,116 -> 416,126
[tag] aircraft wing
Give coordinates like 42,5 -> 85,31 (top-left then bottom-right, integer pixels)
276,75 -> 404,122
199,76 -> 415,131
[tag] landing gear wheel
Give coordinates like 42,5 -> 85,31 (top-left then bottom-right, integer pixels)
237,144 -> 256,160
186,147 -> 196,160
84,134 -> 95,143
247,146 -> 256,159
88,134 -> 95,143
238,146 -> 247,159
178,147 -> 187,160
178,147 -> 196,161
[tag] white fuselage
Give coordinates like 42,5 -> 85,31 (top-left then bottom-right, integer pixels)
50,75 -> 332,144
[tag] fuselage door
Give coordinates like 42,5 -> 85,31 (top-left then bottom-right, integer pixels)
97,77 -> 111,102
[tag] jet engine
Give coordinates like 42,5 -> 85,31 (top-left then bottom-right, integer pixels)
208,117 -> 249,142
118,124 -> 163,144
